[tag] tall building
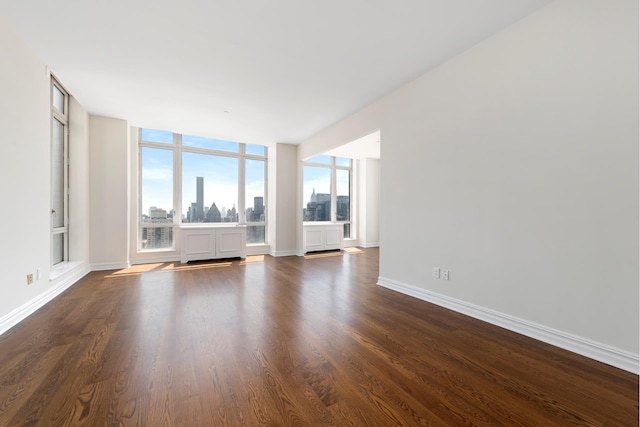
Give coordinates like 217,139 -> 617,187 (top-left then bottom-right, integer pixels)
253,196 -> 264,221
196,176 -> 204,221
336,195 -> 349,221
205,202 -> 221,222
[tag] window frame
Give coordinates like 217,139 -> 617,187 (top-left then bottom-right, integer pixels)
138,129 -> 268,251
302,156 -> 353,239
51,76 -> 69,266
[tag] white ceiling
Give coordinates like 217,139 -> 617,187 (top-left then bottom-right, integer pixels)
1,1 -> 550,145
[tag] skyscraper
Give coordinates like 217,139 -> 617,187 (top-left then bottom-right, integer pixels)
196,176 -> 204,221
254,196 -> 264,220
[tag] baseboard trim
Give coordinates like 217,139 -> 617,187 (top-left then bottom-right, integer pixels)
90,262 -> 130,271
0,263 -> 90,336
269,250 -> 299,257
358,242 -> 380,248
246,246 -> 271,256
377,276 -> 639,374
130,256 -> 180,265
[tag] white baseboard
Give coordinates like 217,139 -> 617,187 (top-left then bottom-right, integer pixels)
90,262 -> 130,271
357,242 -> 379,248
0,263 -> 90,336
269,250 -> 299,257
130,255 -> 180,265
246,245 -> 271,256
377,276 -> 639,375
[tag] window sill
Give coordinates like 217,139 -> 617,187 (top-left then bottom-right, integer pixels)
50,261 -> 84,281
138,248 -> 177,254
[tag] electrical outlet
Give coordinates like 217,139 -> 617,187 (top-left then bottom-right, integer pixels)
443,270 -> 449,280
433,267 -> 440,278
26,274 -> 33,285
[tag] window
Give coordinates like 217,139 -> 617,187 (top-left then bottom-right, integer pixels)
302,156 -> 353,238
182,152 -> 238,223
140,147 -> 174,249
51,77 -> 69,265
303,166 -> 331,221
245,158 -> 266,243
138,129 -> 268,250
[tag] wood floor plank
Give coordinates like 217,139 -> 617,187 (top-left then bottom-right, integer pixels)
0,248 -> 637,426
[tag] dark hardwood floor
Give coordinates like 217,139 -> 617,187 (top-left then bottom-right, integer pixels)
0,248 -> 637,426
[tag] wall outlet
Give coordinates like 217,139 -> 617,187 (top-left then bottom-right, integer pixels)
433,267 -> 440,278
26,274 -> 33,285
443,270 -> 449,280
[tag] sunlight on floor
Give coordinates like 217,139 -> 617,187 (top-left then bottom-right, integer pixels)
109,263 -> 164,275
240,255 -> 265,265
162,261 -> 233,271
343,247 -> 363,254
304,251 -> 342,259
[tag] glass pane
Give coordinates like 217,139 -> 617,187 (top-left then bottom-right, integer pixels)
303,166 -> 331,221
182,152 -> 238,223
343,223 -> 351,240
245,144 -> 266,156
141,147 -> 173,226
247,225 -> 265,244
336,157 -> 351,167
183,134 -> 239,152
245,159 -> 265,223
52,84 -> 65,113
52,233 -> 64,265
336,169 -> 350,222
141,128 -> 173,144
306,154 -> 332,164
141,227 -> 173,249
52,118 -> 65,228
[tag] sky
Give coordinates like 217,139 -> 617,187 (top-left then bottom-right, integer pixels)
302,164 -> 350,209
140,129 -> 351,220
140,129 -> 265,219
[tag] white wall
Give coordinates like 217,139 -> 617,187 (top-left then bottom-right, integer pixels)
90,116 -> 130,269
357,158 -> 380,247
271,143 -> 298,256
0,17 -> 91,330
69,97 -> 91,264
299,0 -> 639,371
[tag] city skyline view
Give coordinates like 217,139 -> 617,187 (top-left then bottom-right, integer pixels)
140,135 -> 265,223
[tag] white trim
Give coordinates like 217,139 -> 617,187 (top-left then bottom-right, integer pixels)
269,250 -> 299,257
90,262 -> 131,271
0,264 -> 90,336
376,276 -> 639,374
130,255 -> 180,265
357,241 -> 379,248
246,244 -> 270,256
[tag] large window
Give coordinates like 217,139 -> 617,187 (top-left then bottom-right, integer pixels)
303,155 -> 353,238
140,147 -> 174,249
139,129 -> 267,250
51,77 -> 69,265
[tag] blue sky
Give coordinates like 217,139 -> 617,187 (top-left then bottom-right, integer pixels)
141,130 -> 265,218
302,165 -> 350,209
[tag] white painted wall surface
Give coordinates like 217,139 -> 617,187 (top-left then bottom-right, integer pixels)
69,98 -> 91,264
0,17 -> 91,326
272,143 -> 298,256
0,18 -> 52,320
300,0 -> 639,362
364,158 -> 380,247
89,116 -> 130,269
356,158 -> 380,247
383,0 -> 638,355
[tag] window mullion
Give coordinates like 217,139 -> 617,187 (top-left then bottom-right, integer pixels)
239,146 -> 246,224
174,133 -> 182,227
